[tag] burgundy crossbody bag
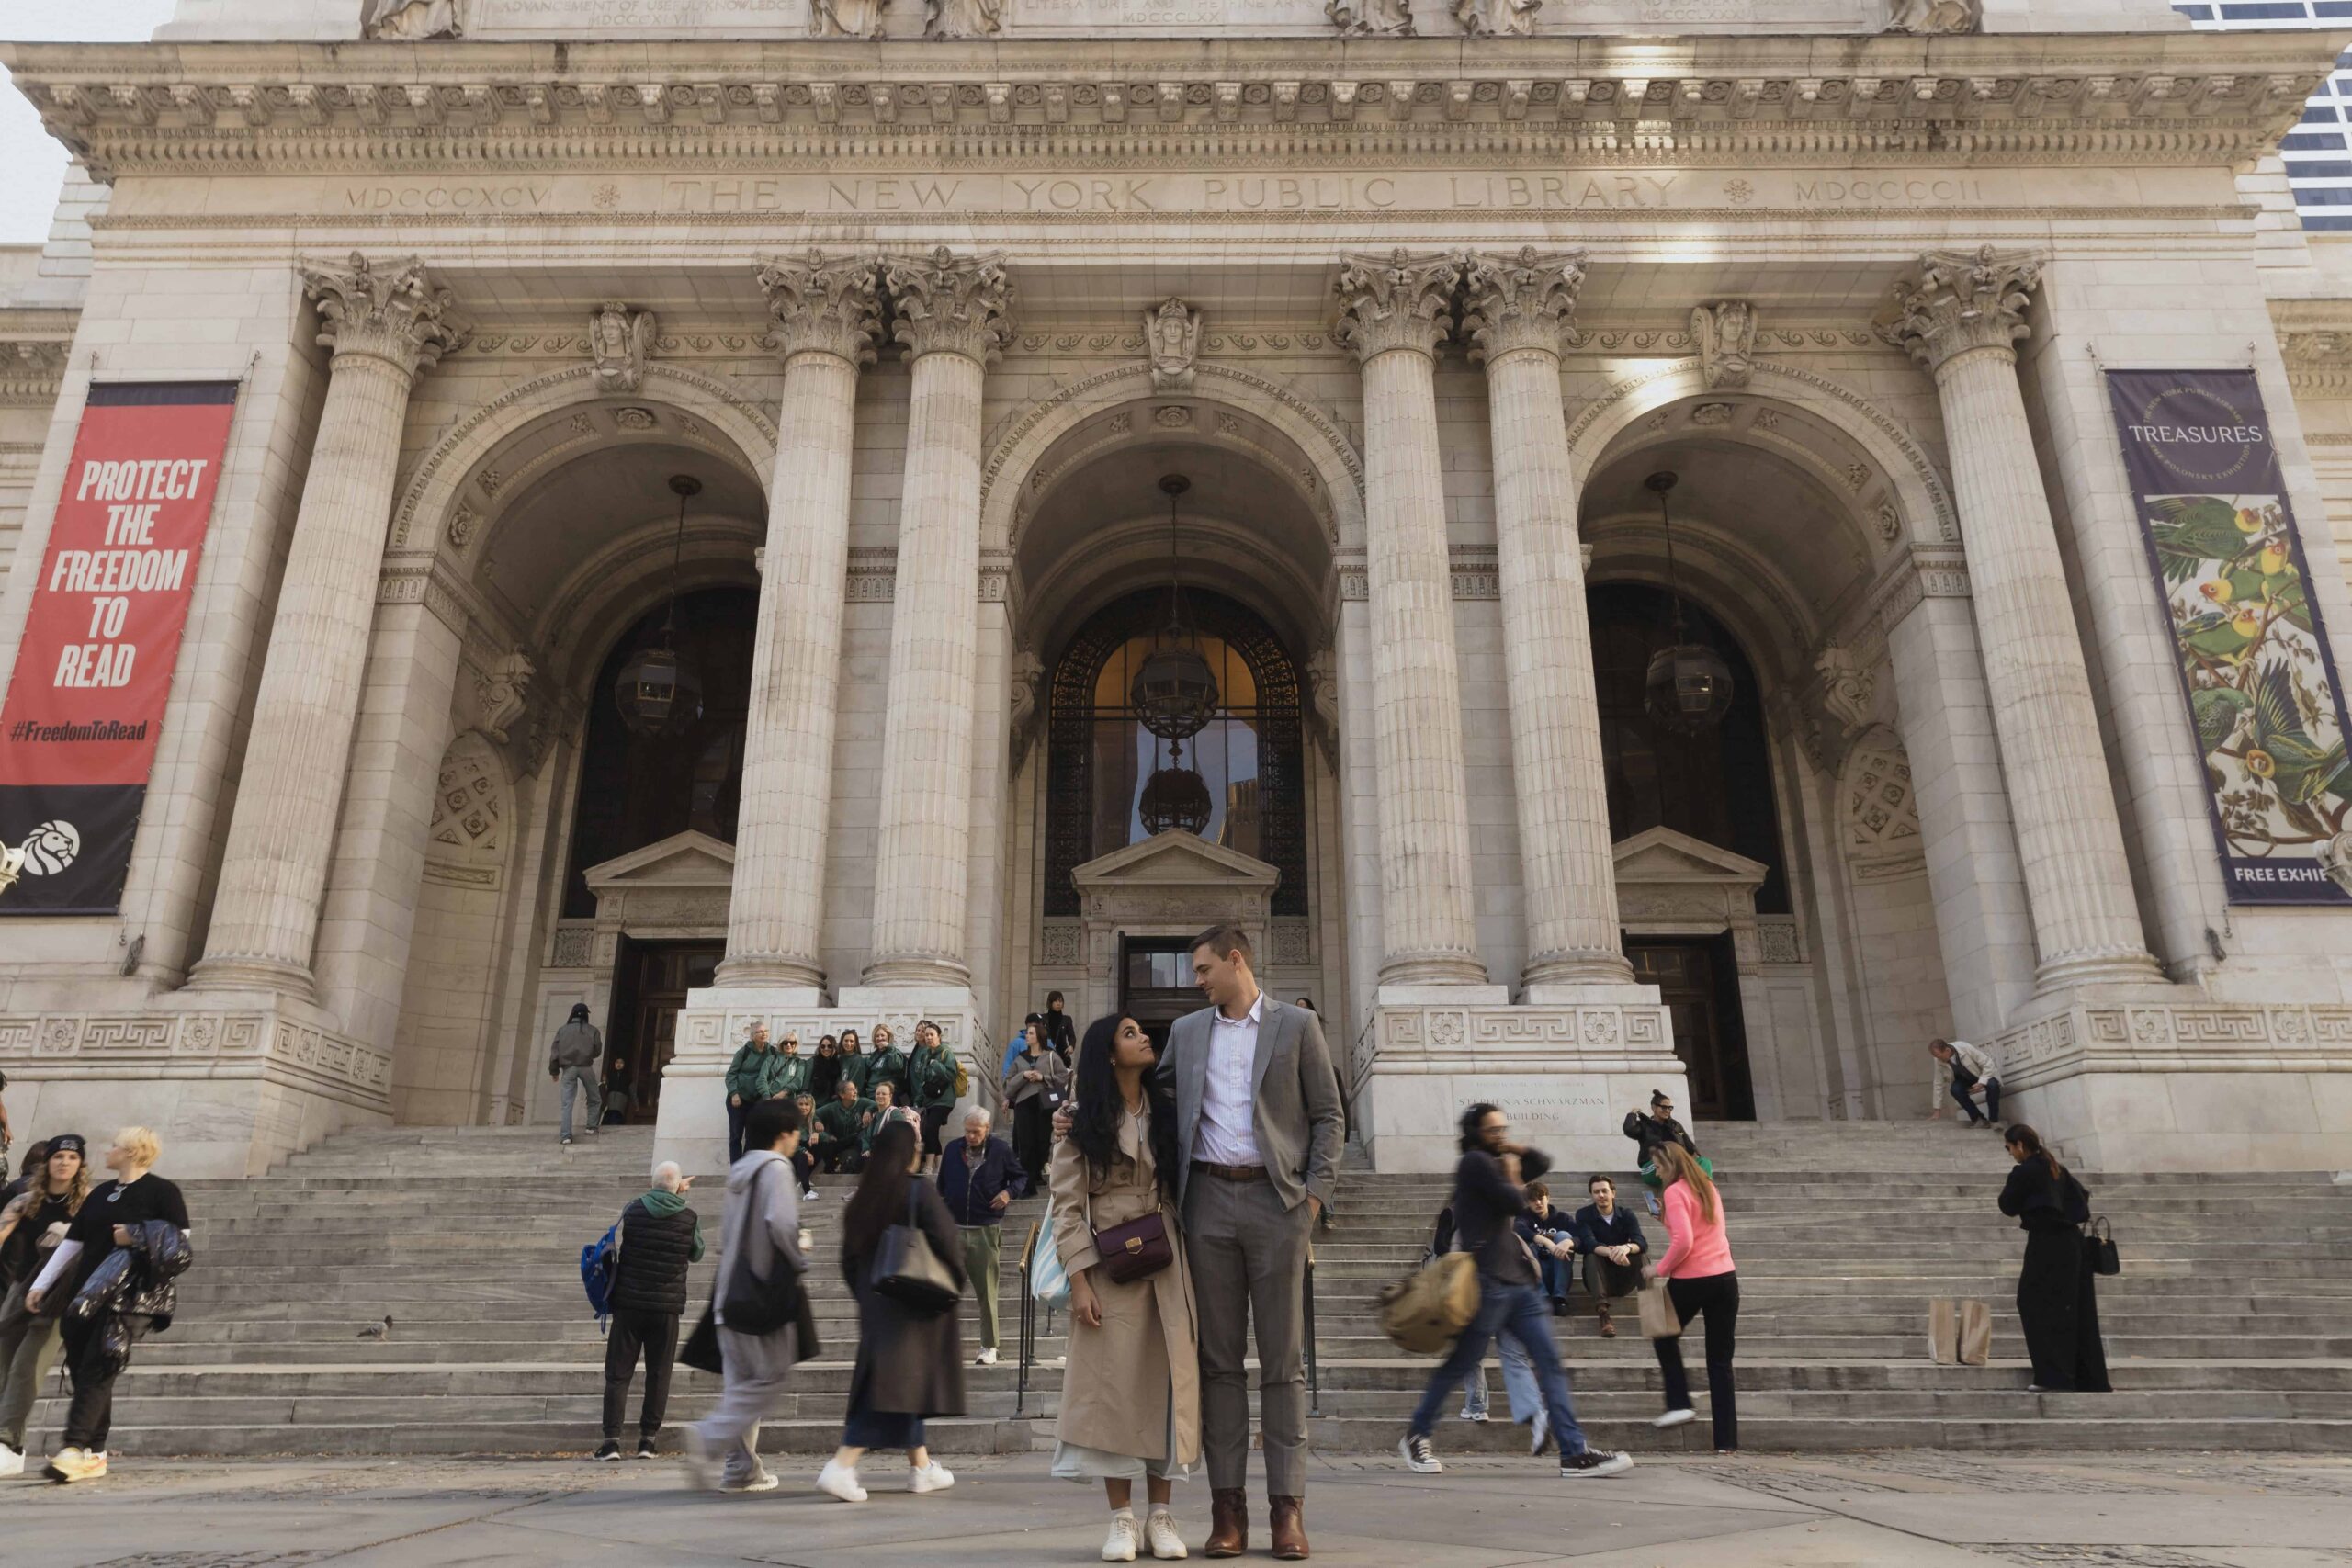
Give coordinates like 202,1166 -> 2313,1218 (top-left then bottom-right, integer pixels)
1086,1111 -> 1173,1285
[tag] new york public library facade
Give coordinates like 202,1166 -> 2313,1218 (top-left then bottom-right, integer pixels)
2,0 -> 2351,1181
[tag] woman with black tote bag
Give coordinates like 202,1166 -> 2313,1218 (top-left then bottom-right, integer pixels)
1997,1124 -> 2111,1393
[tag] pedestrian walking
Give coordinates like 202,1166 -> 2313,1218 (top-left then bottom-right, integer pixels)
597,1160 -> 703,1461
1929,1039 -> 2004,1129
25,1126 -> 193,1484
1646,1141 -> 1740,1452
937,1106 -> 1028,1369
1997,1124 -> 2110,1393
1005,1018 -> 1069,1192
1570,1175 -> 1646,1337
550,1002 -> 604,1145
1429,1198 -> 1544,1439
820,1119 -> 965,1504
684,1098 -> 808,1493
0,1134 -> 89,1475
815,1077 -> 876,1175
910,1021 -> 961,1179
726,1023 -> 787,1164
1398,1104 -> 1633,1483
1052,1014 -> 1200,1562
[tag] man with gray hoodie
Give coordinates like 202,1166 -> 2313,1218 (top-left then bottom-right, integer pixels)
685,1097 -> 807,1493
549,1003 -> 604,1146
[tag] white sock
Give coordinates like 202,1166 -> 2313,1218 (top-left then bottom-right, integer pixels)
1112,1506 -> 1136,1520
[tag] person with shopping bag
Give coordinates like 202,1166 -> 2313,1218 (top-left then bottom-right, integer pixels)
1644,1142 -> 1740,1453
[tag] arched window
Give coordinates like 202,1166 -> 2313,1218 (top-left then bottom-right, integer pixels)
1044,589 -> 1308,917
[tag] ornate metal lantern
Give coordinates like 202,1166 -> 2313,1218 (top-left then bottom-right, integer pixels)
1138,763 -> 1214,837
1130,474 -> 1220,742
614,474 -> 706,737
1641,471 -> 1736,736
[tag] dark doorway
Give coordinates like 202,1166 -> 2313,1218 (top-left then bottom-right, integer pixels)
607,938 -> 724,1121
1120,937 -> 1202,1050
1626,934 -> 1754,1122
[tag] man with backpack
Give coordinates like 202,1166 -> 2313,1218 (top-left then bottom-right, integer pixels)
595,1160 -> 703,1461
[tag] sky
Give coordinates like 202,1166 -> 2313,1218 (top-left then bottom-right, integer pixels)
0,0 -> 180,245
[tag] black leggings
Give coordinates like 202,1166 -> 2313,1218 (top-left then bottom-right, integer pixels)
920,1103 -> 951,1158
60,1314 -> 143,1451
1654,1271 -> 1739,1452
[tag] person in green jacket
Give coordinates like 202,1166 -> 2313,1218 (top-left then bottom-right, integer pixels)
838,1028 -> 870,1099
773,1033 -> 813,1103
865,1023 -> 911,1110
908,1019 -> 961,1178
724,1024 -> 784,1164
815,1076 -> 876,1174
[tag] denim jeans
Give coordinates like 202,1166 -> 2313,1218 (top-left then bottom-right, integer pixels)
558,1065 -> 599,1139
1411,1280 -> 1590,1456
1459,1327 -> 1540,1422
1950,1068 -> 2001,1123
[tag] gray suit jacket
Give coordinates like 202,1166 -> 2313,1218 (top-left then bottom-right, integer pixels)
1155,997 -> 1344,1214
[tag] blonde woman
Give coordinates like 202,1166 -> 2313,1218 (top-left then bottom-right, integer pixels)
0,1134 -> 90,1475
1646,1141 -> 1738,1453
25,1126 -> 190,1483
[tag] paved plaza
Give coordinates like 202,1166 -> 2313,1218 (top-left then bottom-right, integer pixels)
7,1450 -> 2352,1567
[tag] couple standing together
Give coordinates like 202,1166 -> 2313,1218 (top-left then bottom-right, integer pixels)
1048,924 -> 1339,1562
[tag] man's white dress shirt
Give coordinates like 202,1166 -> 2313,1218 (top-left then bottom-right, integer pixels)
1193,991 -> 1264,1168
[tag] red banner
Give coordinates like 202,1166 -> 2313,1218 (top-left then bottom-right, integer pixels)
0,382 -> 238,914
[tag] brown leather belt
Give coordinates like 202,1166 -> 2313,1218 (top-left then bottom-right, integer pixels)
1191,1159 -> 1269,1183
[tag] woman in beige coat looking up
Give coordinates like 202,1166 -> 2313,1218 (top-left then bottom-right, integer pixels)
1053,1014 -> 1202,1562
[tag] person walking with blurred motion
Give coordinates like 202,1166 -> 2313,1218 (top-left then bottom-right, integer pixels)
939,1106 -> 1027,1369
1998,1124 -> 2111,1393
550,1002 -> 604,1145
820,1119 -> 966,1503
1646,1142 -> 1739,1452
0,1134 -> 89,1475
1005,1017 -> 1069,1191
598,1160 -> 701,1461
684,1099 -> 808,1493
1052,1014 -> 1200,1562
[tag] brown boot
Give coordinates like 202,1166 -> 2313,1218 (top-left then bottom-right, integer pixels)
1204,1487 -> 1248,1559
1269,1495 -> 1309,1561
1596,1302 -> 1616,1338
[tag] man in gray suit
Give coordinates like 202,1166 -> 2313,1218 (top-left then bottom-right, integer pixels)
1159,922 -> 1343,1561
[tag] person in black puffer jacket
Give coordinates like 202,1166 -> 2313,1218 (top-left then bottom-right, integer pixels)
598,1160 -> 704,1460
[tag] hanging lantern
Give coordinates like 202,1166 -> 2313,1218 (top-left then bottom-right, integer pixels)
1138,762 -> 1214,837
614,474 -> 705,737
1130,474 -> 1220,741
1640,470 -> 1736,735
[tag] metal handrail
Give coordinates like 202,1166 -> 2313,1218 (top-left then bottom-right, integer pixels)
1015,1217 -> 1038,1417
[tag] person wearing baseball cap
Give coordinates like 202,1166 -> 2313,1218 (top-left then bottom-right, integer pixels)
0,1133 -> 91,1475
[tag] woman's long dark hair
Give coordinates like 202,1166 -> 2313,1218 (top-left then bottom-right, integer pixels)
842,1119 -> 921,1263
1068,1014 -> 1181,1201
2006,1122 -> 2064,1182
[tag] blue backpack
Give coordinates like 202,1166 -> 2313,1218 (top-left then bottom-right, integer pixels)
581,1219 -> 619,1332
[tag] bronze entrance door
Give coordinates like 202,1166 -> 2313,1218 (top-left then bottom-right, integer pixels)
1119,937 -> 1202,1051
1625,935 -> 1755,1122
606,939 -> 723,1122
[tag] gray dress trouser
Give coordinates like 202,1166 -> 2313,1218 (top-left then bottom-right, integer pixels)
1183,1171 -> 1313,1495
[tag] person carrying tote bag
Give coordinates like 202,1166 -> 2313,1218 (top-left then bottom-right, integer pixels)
684,1100 -> 810,1494
1645,1142 -> 1741,1453
822,1120 -> 967,1504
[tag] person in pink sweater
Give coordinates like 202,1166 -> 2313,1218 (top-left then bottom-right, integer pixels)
1646,1142 -> 1738,1452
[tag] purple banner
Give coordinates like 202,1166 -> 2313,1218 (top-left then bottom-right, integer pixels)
2107,368 -> 2351,904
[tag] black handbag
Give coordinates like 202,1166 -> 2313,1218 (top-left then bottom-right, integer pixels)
679,1304 -> 722,1374
718,1162 -> 806,1337
2086,1215 -> 2120,1277
873,1183 -> 961,1317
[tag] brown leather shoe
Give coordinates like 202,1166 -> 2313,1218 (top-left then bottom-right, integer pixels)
1204,1487 -> 1248,1558
1269,1495 -> 1309,1561
1597,1302 -> 1617,1338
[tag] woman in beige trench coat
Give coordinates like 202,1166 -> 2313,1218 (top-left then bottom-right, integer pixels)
1052,1014 -> 1201,1562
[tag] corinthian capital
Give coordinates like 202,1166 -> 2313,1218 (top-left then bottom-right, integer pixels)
755,251 -> 883,367
1332,248 -> 1463,362
1880,244 -> 2043,373
1462,246 -> 1587,365
884,247 -> 1017,365
299,252 -> 469,374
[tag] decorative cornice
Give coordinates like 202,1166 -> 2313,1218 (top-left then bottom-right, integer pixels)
1332,247 -> 1459,361
1337,547 -> 1498,601
1462,244 -> 1584,365
754,249 -> 882,366
300,251 -> 470,374
1878,243 -> 2043,374
0,335 -> 71,405
4,36 -> 2331,179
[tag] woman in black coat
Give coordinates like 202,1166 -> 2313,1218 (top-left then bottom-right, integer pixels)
808,1036 -> 842,1106
1996,1123 -> 2110,1393
817,1119 -> 967,1504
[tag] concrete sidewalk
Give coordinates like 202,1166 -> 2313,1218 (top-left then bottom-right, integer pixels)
7,1450 -> 2350,1566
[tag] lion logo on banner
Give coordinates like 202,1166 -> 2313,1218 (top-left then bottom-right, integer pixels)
18,820 -> 82,876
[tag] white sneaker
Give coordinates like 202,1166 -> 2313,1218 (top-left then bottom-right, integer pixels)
680,1426 -> 718,1491
1397,1433 -> 1442,1474
1653,1407 -> 1697,1429
909,1459 -> 956,1494
816,1458 -> 868,1503
1147,1508 -> 1189,1559
976,1346 -> 1000,1366
1102,1512 -> 1141,1562
0,1442 -> 23,1478
1460,1407 -> 1488,1423
1529,1408 -> 1551,1457
719,1470 -> 779,1493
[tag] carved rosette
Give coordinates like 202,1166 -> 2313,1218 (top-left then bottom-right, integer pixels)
884,246 -> 1017,364
1881,243 -> 2043,374
754,251 -> 883,367
298,252 -> 469,376
1462,246 -> 1587,364
1332,248 -> 1463,362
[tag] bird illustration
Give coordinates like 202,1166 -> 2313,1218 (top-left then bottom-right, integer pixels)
357,1314 -> 392,1340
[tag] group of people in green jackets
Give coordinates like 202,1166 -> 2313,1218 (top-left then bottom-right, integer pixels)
725,1021 -> 966,1179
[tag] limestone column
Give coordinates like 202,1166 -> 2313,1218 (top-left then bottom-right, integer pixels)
861,249 -> 1016,989
1333,250 -> 1488,988
1464,247 -> 1634,992
715,254 -> 883,993
189,254 -> 467,997
1884,247 -> 2162,991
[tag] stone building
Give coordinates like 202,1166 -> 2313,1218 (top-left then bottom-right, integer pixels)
1,0 -> 2350,1178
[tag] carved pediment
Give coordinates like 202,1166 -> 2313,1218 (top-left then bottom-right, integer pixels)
1611,826 -> 1768,889
1072,830 -> 1281,895
582,829 -> 737,893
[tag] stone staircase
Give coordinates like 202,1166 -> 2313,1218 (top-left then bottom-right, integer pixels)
28,1120 -> 2352,1458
